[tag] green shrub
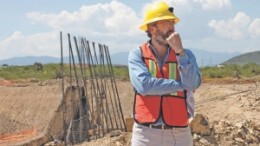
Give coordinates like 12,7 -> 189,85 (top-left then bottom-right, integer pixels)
200,63 -> 260,78
1,63 -> 259,81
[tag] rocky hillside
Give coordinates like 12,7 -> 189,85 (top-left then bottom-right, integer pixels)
223,51 -> 260,65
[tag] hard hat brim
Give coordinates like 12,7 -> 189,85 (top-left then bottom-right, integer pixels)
139,16 -> 180,31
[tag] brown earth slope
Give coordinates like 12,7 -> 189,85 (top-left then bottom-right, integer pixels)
0,80 -> 62,145
0,79 -> 259,146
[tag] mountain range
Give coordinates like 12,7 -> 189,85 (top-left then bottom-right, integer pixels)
0,48 -> 251,67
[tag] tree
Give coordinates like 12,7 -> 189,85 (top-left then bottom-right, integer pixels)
2,64 -> 8,66
33,62 -> 43,71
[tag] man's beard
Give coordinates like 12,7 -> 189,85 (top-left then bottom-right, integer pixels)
154,29 -> 174,46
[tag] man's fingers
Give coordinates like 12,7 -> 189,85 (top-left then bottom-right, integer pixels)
167,32 -> 179,44
167,32 -> 183,52
167,32 -> 179,41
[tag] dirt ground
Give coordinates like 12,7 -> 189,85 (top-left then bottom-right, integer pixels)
77,79 -> 260,146
0,78 -> 259,145
0,79 -> 62,145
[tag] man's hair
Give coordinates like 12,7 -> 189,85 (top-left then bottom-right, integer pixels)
146,22 -> 157,38
146,31 -> 152,38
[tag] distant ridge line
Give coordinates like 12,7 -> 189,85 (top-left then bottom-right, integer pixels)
223,51 -> 260,65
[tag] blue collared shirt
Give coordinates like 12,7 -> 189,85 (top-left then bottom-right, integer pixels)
128,42 -> 201,123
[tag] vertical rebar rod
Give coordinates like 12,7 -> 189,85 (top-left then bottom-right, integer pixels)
60,31 -> 67,146
89,42 -> 103,138
69,34 -> 84,143
103,46 -> 121,129
73,36 -> 89,142
67,33 -> 75,145
84,39 -> 101,139
80,38 -> 92,140
104,45 -> 127,131
64,34 -> 127,143
98,44 -> 116,131
98,44 -> 114,132
92,43 -> 111,135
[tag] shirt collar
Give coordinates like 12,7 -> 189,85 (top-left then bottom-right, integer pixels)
147,40 -> 171,57
147,40 -> 171,64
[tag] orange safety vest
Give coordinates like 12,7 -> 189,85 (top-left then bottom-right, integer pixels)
133,43 -> 189,127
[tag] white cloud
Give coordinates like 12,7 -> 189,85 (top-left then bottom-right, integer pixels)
26,1 -> 141,36
0,31 -> 60,60
0,1 -> 144,60
248,18 -> 260,38
193,0 -> 231,10
1,0 -> 259,61
165,0 -> 190,7
209,12 -> 251,40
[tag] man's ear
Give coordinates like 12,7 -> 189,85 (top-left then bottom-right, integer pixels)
148,25 -> 156,34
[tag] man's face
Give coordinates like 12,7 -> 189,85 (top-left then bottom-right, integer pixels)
150,20 -> 175,46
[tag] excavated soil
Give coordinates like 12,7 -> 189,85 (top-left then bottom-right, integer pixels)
0,78 -> 260,146
0,80 -> 62,145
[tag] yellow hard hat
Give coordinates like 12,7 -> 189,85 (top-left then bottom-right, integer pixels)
140,1 -> 180,31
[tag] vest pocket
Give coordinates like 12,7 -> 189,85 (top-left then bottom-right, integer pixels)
134,95 -> 160,123
162,96 -> 188,127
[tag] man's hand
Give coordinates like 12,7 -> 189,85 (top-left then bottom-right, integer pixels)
166,32 -> 185,55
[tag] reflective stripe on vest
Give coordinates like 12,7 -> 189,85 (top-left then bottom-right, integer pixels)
169,63 -> 177,96
133,42 -> 188,127
148,60 -> 156,77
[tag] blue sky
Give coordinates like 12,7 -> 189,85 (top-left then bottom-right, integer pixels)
0,0 -> 260,60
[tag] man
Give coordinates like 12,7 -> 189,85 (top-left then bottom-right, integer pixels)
128,1 -> 201,146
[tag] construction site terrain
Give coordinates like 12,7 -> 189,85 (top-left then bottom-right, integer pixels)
0,78 -> 259,146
